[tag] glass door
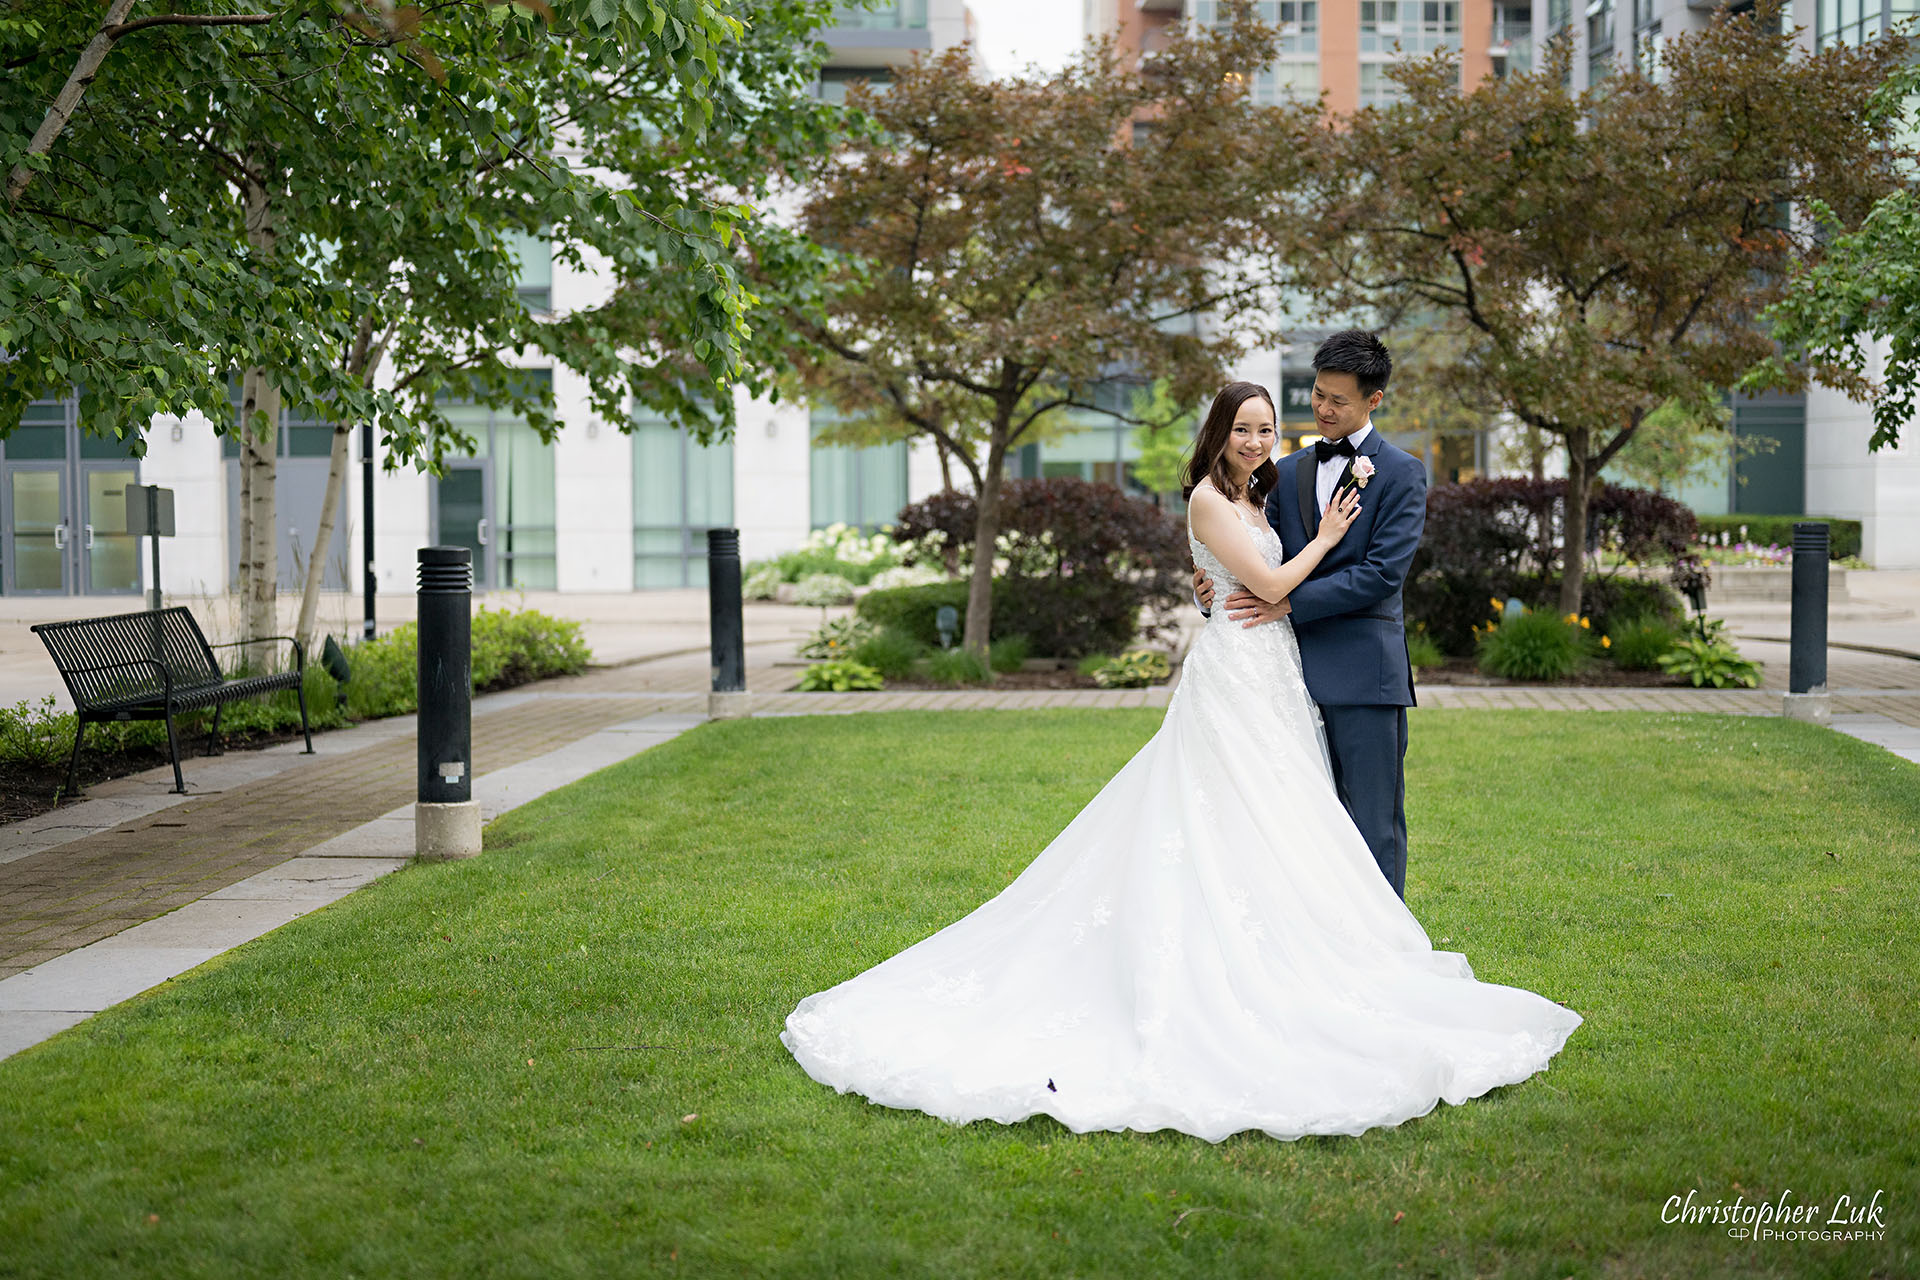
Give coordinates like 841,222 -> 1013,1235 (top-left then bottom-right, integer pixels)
434,462 -> 493,588
7,466 -> 70,594
81,466 -> 141,594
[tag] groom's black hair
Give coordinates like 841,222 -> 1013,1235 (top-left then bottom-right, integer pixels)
1312,330 -> 1393,398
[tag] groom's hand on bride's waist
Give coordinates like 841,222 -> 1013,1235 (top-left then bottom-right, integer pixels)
1193,567 -> 1215,612
1223,590 -> 1290,628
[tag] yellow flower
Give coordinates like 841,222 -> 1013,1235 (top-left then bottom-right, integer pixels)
1580,617 -> 1591,629
1563,612 -> 1577,625
1601,635 -> 1612,648
1490,597 -> 1504,611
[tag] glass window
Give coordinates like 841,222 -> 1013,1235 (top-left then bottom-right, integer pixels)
1587,0 -> 1616,81
1200,0 -> 1318,99
496,415 -> 557,590
1360,61 -> 1407,106
809,406 -> 907,531
506,230 -> 552,313
1818,0 -> 1893,47
1362,0 -> 1457,52
817,67 -> 892,104
436,370 -> 557,590
633,407 -> 733,589
829,0 -> 927,30
1492,4 -> 1531,75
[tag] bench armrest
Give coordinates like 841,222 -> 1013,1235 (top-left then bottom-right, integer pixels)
206,635 -> 306,674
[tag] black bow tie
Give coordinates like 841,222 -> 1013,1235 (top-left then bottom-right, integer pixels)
1313,437 -> 1358,463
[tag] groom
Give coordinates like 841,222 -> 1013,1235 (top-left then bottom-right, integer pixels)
1195,330 -> 1427,899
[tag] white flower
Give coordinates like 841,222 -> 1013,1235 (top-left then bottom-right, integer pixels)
1351,456 -> 1377,488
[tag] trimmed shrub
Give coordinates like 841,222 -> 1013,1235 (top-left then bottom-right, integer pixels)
889,477 -> 1189,657
1693,514 -> 1861,560
856,578 -> 1143,660
856,580 -> 971,647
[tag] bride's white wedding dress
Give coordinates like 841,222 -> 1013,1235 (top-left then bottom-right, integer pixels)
781,507 -> 1582,1142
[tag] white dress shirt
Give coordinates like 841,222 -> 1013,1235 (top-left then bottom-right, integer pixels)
1314,421 -> 1374,518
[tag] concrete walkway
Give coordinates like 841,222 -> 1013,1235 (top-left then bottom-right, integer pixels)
3,582 -> 1917,1063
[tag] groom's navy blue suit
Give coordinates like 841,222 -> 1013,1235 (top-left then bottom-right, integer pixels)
1263,430 -> 1426,898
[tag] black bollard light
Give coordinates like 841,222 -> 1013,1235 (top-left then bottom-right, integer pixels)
1784,521 -> 1831,724
415,545 -> 481,858
707,527 -> 749,719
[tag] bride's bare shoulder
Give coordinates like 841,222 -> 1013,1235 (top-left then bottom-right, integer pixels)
1188,480 -> 1227,509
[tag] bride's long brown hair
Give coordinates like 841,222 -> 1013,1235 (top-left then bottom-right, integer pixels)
1182,381 -> 1279,507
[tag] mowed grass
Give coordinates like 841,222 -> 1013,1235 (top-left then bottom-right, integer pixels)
0,709 -> 1915,1279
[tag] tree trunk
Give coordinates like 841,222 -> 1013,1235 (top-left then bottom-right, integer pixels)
294,424 -> 351,658
240,366 -> 280,665
235,400 -> 252,608
961,433 -> 1010,660
294,315 -> 385,658
1559,426 -> 1592,617
935,435 -> 954,493
236,165 -> 282,664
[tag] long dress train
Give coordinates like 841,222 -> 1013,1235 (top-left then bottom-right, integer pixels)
779,508 -> 1582,1141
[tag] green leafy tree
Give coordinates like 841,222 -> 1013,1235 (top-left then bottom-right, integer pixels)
1277,9 -> 1913,614
1603,399 -> 1750,496
792,11 -> 1308,657
3,0 -> 841,650
1128,379 -> 1196,503
1745,63 -> 1920,452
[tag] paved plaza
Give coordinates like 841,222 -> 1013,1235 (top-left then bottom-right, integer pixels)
1,572 -> 1916,1061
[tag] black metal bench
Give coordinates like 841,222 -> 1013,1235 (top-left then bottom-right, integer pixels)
30,607 -> 314,797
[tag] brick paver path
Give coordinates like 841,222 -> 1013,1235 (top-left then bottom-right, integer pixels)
0,689 -> 683,978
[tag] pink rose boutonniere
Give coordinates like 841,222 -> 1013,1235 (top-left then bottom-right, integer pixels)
1350,456 -> 1376,489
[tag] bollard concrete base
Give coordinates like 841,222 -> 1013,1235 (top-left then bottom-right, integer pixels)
1782,690 -> 1832,726
708,691 -> 752,720
415,801 -> 483,860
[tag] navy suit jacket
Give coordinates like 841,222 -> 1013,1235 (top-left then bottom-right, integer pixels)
1264,431 -> 1426,707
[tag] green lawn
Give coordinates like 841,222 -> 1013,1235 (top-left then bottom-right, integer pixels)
1,709 -> 1914,1278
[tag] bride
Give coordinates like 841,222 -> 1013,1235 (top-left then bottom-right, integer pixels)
780,382 -> 1582,1143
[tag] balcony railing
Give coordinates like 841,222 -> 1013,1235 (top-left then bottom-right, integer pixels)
1490,16 -> 1531,46
830,0 -> 929,30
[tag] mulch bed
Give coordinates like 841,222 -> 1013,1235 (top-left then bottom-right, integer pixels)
1414,658 -> 1693,688
0,725 -> 316,827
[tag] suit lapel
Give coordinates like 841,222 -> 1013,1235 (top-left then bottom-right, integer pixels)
1330,428 -> 1383,507
1295,449 -> 1318,540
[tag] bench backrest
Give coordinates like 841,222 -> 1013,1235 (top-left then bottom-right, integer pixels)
31,608 -> 222,709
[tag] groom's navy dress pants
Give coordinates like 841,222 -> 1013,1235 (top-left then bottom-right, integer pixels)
1320,704 -> 1409,899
